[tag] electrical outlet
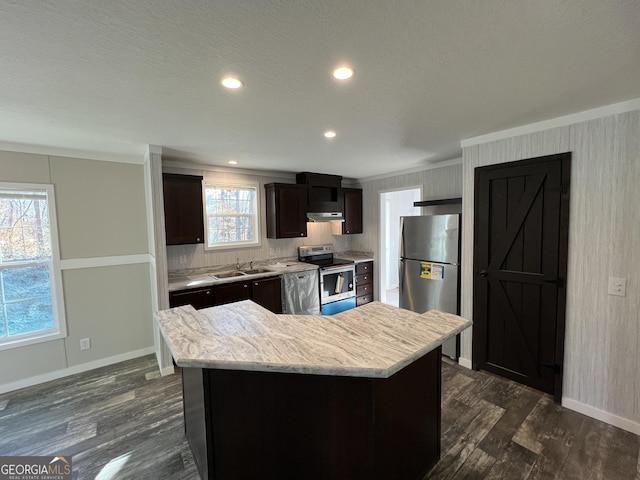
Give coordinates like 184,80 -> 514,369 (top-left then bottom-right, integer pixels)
80,337 -> 91,351
179,254 -> 187,264
607,277 -> 626,297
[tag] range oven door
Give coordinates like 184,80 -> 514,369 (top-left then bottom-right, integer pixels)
319,265 -> 355,305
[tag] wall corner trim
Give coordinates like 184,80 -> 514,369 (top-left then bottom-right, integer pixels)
146,145 -> 163,156
457,357 -> 473,370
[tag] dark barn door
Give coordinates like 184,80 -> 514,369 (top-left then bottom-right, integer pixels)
473,153 -> 570,400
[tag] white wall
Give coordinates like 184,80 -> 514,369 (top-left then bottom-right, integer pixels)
163,162 -> 354,272
461,108 -> 640,434
0,150 -> 154,392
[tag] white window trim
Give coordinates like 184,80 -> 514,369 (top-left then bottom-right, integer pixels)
0,182 -> 67,351
203,181 -> 262,251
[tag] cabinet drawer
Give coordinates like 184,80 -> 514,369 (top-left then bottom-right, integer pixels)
356,273 -> 372,286
356,294 -> 372,306
169,287 -> 213,310
356,284 -> 372,297
355,261 -> 373,275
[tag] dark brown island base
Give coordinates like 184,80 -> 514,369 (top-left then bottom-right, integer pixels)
156,300 -> 472,480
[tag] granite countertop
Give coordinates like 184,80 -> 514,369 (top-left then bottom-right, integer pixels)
336,251 -> 375,263
168,261 -> 318,292
156,300 -> 471,378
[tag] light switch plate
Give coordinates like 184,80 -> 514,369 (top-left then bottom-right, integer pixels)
607,277 -> 626,297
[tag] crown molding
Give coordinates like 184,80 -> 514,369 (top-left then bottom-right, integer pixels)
461,97 -> 640,148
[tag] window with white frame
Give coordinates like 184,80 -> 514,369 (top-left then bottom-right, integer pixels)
203,182 -> 260,250
0,183 -> 66,349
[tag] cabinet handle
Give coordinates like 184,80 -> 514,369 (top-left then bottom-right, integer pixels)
244,284 -> 249,288
196,238 -> 201,242
300,233 -> 304,236
254,282 -> 258,286
206,291 -> 210,295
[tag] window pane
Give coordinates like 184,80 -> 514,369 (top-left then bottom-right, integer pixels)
6,298 -> 54,336
0,195 -> 51,262
208,216 -> 255,244
1,265 -> 54,337
205,187 -> 256,215
2,265 -> 52,301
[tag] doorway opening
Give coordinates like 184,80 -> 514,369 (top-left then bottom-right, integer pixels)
379,187 -> 422,306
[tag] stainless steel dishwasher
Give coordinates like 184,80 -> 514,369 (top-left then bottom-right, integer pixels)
282,269 -> 320,315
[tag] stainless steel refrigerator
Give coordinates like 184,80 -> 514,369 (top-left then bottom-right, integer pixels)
399,214 -> 460,359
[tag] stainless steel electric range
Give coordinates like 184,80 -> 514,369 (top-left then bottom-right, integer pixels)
298,245 -> 356,315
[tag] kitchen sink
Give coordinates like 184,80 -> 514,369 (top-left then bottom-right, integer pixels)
242,267 -> 273,275
212,271 -> 247,279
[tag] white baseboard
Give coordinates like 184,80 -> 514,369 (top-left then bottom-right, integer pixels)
562,397 -> 640,435
0,346 -> 155,394
458,357 -> 473,369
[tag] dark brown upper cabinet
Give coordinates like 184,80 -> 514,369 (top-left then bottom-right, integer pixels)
296,172 -> 343,213
265,183 -> 308,238
163,173 -> 205,245
332,187 -> 363,235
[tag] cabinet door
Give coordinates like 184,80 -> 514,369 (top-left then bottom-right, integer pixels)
342,188 -> 363,234
265,184 -> 308,238
169,287 -> 214,309
214,281 -> 251,306
251,276 -> 283,313
163,174 -> 205,245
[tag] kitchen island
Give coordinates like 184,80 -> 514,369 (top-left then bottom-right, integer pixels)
157,300 -> 471,480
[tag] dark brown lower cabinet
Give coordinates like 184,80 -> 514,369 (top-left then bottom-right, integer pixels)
355,261 -> 374,307
214,281 -> 251,306
170,276 -> 283,313
182,347 -> 442,480
250,276 -> 283,313
214,276 -> 282,313
169,287 -> 214,309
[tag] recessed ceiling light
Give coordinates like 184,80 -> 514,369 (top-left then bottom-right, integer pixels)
221,76 -> 243,89
332,66 -> 354,80
324,130 -> 337,138
228,160 -> 238,165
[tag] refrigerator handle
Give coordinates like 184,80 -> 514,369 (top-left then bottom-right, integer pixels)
398,258 -> 404,304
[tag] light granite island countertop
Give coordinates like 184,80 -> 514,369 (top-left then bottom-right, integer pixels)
156,300 -> 470,378
156,300 -> 472,480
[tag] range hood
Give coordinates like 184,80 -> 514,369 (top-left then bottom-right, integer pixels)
307,212 -> 345,223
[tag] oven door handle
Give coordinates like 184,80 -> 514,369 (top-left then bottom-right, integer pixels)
321,265 -> 355,274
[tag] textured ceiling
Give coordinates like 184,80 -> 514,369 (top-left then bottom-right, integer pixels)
0,0 -> 639,178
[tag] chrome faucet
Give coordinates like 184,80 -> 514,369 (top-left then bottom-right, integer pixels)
236,258 -> 240,270
250,261 -> 254,270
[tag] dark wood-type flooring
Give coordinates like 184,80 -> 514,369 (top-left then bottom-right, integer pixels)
0,355 -> 638,479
